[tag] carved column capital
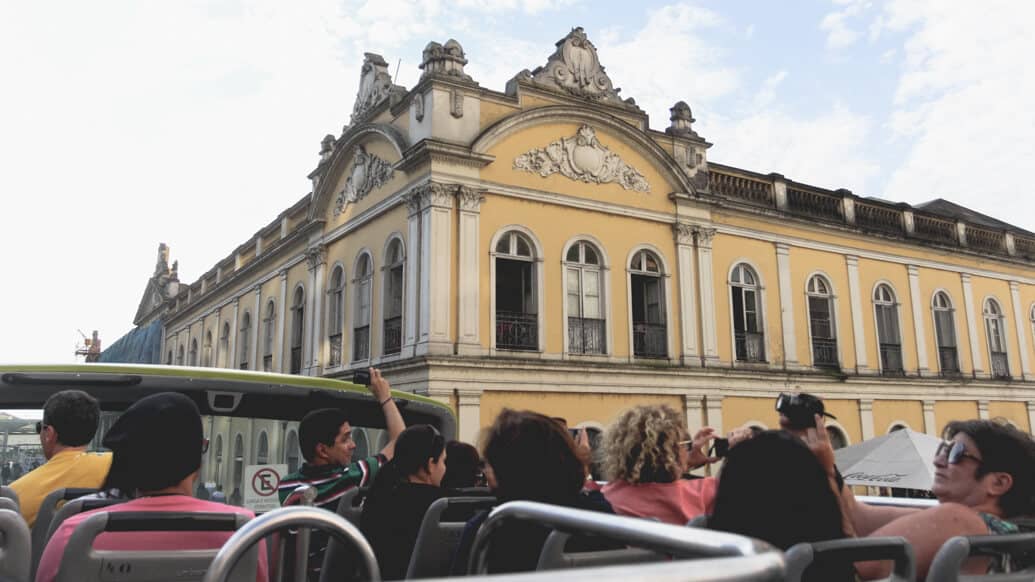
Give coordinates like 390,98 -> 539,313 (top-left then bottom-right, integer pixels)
694,227 -> 717,249
407,182 -> 459,214
279,270 -> 288,281
457,186 -> 485,212
305,245 -> 327,270
673,222 -> 695,245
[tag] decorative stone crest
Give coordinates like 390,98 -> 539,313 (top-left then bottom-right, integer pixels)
334,145 -> 394,214
530,27 -> 624,105
414,93 -> 425,122
351,53 -> 403,124
419,39 -> 472,82
513,125 -> 649,192
666,101 -> 699,139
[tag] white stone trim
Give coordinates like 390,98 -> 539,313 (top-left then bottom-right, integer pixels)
978,400 -> 990,420
885,420 -> 913,434
251,287 -> 261,371
457,196 -> 483,355
923,400 -> 938,436
405,211 -> 421,357
624,243 -> 676,362
229,300 -> 240,370
775,243 -> 798,367
416,195 -> 454,355
845,256 -> 870,373
859,398 -> 875,440
961,274 -> 984,377
488,225 -> 547,355
456,389 -> 482,445
276,272 -> 288,373
696,231 -> 720,366
1009,282 -> 1032,380
803,271 -> 844,371
674,228 -> 700,365
907,265 -> 931,376
311,260 -> 326,375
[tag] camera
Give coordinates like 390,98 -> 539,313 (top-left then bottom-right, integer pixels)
709,437 -> 730,459
775,392 -> 836,430
353,369 -> 371,386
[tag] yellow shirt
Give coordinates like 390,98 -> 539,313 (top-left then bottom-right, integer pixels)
10,449 -> 112,527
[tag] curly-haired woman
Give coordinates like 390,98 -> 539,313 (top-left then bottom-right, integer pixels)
600,404 -> 723,525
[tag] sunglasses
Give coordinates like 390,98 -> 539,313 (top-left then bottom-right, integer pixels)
935,440 -> 983,466
35,421 -> 46,434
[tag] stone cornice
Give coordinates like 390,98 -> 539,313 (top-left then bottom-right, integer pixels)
395,139 -> 495,174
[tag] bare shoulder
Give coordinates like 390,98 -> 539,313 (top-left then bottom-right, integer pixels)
920,502 -> 988,532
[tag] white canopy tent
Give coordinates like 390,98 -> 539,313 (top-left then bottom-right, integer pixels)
833,428 -> 942,490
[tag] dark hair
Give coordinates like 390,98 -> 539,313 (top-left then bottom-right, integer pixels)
710,431 -> 845,551
945,419 -> 1035,517
483,409 -> 586,504
43,390 -> 100,447
442,441 -> 482,489
370,425 -> 445,490
299,408 -> 350,463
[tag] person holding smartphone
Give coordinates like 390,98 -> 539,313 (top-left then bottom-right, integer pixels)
277,368 -> 405,581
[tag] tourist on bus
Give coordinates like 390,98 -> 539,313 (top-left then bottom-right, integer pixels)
11,389 -> 111,527
441,440 -> 485,490
36,392 -> 268,582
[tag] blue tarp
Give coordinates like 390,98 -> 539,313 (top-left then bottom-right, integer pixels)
98,320 -> 163,364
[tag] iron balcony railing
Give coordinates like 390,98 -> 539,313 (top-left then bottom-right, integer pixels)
568,317 -> 606,355
735,331 -> 765,362
938,346 -> 960,375
991,351 -> 1010,379
383,316 -> 402,355
496,311 -> 538,351
328,333 -> 342,368
353,326 -> 370,361
880,343 -> 904,375
290,346 -> 302,375
811,337 -> 839,368
633,322 -> 667,359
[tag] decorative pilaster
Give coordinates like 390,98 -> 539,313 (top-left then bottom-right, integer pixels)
845,256 -> 871,373
906,265 -> 930,376
694,228 -> 720,366
684,395 -> 706,475
457,389 -> 482,445
1009,281 -> 1032,380
978,400 -> 990,420
775,243 -> 798,368
961,274 -> 984,377
1028,402 -> 1035,436
251,286 -> 262,370
859,398 -> 875,440
404,193 -> 422,358
673,223 -> 700,365
457,187 -> 485,355
923,400 -> 937,436
704,395 -> 724,475
413,182 -> 455,355
211,311 -> 221,368
229,298 -> 240,369
307,245 -> 327,375
277,271 -> 288,373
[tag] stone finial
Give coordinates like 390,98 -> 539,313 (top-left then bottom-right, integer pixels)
667,101 -> 699,138
528,27 -> 628,107
351,52 -> 403,124
420,39 -> 472,82
155,243 -> 170,275
319,134 -> 335,161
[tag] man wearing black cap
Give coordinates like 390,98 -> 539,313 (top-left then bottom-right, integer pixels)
36,392 -> 269,582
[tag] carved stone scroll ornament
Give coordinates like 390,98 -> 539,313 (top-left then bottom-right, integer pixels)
513,125 -> 649,192
530,27 -> 624,105
351,53 -> 400,124
334,145 -> 395,215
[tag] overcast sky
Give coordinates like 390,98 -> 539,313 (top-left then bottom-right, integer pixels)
1,0 -> 1033,364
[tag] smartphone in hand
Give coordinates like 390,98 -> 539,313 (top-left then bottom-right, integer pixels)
353,369 -> 371,386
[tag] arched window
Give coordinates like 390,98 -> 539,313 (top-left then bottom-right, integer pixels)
189,338 -> 199,367
239,312 -> 251,370
218,323 -> 230,368
166,350 -> 173,366
353,253 -> 373,361
231,434 -> 244,505
256,431 -> 269,465
285,430 -> 300,474
213,435 -> 223,489
290,286 -> 305,374
202,331 -> 213,367
383,239 -> 405,356
807,275 -> 838,368
730,264 -> 765,362
874,284 -> 903,374
933,292 -> 960,375
327,266 -> 345,367
565,241 -> 605,355
495,231 -> 539,351
176,345 -> 185,366
826,425 -> 848,450
629,249 -> 666,359
984,298 -> 1009,379
262,300 -> 276,372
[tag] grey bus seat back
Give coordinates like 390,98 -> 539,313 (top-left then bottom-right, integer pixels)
30,487 -> 98,578
467,501 -> 773,575
54,511 -> 255,582
45,497 -> 125,552
535,529 -> 667,571
784,537 -> 916,582
0,487 -> 18,510
335,486 -> 365,528
314,486 -> 377,582
0,508 -> 30,582
405,496 -> 498,579
0,499 -> 17,513
928,533 -> 1035,582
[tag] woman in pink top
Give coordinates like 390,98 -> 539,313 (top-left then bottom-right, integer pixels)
601,405 -> 720,525
37,392 -> 268,582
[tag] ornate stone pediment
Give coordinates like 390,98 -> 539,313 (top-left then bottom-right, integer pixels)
334,145 -> 394,215
513,125 -> 649,192
351,53 -> 404,124
529,27 -> 626,106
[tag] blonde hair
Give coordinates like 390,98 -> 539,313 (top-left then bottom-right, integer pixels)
602,405 -> 685,483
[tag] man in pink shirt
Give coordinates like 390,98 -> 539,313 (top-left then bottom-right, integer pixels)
37,392 -> 268,582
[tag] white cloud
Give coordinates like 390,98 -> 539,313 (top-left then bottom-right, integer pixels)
820,11 -> 860,49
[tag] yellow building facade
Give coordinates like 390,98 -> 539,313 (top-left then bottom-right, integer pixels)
152,29 -> 1035,449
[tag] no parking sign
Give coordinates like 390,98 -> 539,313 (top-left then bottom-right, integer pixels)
242,463 -> 287,513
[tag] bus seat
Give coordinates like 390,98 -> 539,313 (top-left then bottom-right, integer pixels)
405,496 -> 498,579
785,537 -> 915,582
335,486 -> 365,528
44,497 -> 125,553
535,530 -> 667,571
0,508 -> 30,582
0,487 -> 18,510
928,533 -> 1035,582
686,514 -> 708,528
54,511 -> 255,582
0,499 -> 17,513
30,487 -> 98,579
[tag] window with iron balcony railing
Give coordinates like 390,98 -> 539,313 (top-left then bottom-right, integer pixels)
383,316 -> 402,355
496,311 -> 538,351
353,326 -> 370,361
633,322 -> 667,359
735,331 -> 765,362
880,343 -> 904,375
567,317 -> 605,355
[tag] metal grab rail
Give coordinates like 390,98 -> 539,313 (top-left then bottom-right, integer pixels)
928,533 -> 1035,582
272,485 -> 317,582
785,537 -> 916,582
467,500 -> 772,575
202,506 -> 380,582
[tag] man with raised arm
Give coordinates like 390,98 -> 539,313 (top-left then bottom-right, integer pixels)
11,389 -> 111,526
277,368 -> 405,581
